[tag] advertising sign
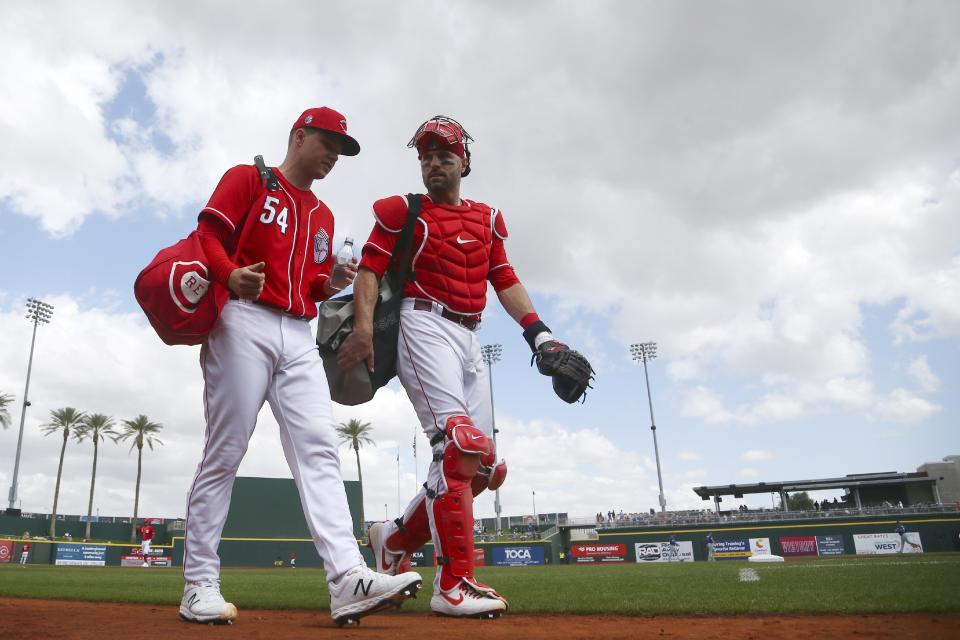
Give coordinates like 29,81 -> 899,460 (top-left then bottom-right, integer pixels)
816,535 -> 845,556
492,546 -> 545,566
55,543 -> 106,566
570,543 -> 627,563
0,540 -> 12,563
409,549 -> 431,567
749,538 -> 772,556
121,555 -> 173,567
474,547 -> 486,567
713,539 -> 751,559
779,536 -> 818,557
634,541 -> 694,563
854,532 -> 923,555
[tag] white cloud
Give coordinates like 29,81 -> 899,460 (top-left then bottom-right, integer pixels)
907,355 -> 942,393
742,450 -> 773,462
1,1 -> 958,519
0,297 -> 680,520
678,451 -> 701,461
872,388 -> 941,425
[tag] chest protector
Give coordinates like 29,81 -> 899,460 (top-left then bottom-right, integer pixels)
408,198 -> 497,314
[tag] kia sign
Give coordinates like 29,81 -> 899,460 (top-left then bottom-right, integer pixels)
492,546 -> 545,566
854,532 -> 923,555
408,548 -> 431,567
634,541 -> 694,563
570,543 -> 626,563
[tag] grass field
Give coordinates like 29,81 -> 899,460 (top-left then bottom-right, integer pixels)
2,554 -> 959,615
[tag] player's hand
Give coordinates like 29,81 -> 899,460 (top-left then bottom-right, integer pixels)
329,258 -> 358,292
337,325 -> 374,372
228,262 -> 266,300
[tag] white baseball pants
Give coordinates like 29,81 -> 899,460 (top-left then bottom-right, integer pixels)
183,299 -> 364,583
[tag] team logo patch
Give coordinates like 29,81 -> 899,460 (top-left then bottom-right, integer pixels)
169,261 -> 211,314
305,115 -> 314,124
314,229 -> 330,264
339,119 -> 347,132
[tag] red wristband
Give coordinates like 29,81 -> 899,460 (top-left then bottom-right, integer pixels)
520,312 -> 540,330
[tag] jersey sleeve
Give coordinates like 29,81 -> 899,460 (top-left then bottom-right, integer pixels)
199,164 -> 259,231
488,209 -> 520,291
358,196 -> 408,278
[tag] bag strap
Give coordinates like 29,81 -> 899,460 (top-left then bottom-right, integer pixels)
254,155 -> 279,192
225,156 -> 280,260
386,193 -> 422,289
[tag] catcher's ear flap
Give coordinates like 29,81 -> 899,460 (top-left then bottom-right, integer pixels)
461,147 -> 471,177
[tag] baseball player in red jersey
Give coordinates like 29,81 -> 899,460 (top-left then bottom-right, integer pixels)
19,542 -> 31,567
180,107 -> 421,626
338,115 -> 590,618
139,523 -> 155,567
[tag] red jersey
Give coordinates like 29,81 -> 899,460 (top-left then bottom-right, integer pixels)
199,165 -> 336,318
359,195 -> 519,315
140,525 -> 154,541
22,543 -> 31,552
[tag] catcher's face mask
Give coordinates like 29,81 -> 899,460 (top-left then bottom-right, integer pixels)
408,115 -> 473,176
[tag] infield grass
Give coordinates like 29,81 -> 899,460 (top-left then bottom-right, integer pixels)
1,553 -> 958,615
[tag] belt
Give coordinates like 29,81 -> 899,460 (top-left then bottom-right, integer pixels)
229,294 -> 308,321
411,298 -> 480,331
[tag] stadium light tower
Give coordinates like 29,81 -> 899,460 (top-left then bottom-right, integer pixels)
7,298 -> 54,512
630,342 -> 666,513
480,343 -> 503,533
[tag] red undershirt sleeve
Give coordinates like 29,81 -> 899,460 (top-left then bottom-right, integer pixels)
196,216 -> 238,287
488,237 -> 520,291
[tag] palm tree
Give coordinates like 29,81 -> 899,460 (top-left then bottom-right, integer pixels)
117,415 -> 164,542
0,392 -> 14,429
75,413 -> 119,540
335,419 -> 375,526
40,407 -> 87,539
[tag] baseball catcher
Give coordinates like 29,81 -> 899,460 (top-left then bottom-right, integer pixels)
338,114 -> 596,619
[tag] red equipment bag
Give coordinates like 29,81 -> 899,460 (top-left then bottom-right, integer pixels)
135,155 -> 276,346
134,231 -> 230,346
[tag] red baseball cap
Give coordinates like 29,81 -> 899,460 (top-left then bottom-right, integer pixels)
291,107 -> 361,156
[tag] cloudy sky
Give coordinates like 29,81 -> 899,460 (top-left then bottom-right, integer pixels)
1,1 -> 958,527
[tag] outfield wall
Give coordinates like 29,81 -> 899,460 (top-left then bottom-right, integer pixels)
579,512 -> 960,562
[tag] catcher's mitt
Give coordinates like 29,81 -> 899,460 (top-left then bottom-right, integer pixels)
531,341 -> 595,403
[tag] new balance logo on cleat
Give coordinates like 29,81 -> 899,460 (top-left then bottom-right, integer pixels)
329,566 -> 423,627
354,579 -> 372,596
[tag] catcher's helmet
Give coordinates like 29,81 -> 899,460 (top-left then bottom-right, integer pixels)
408,115 -> 474,176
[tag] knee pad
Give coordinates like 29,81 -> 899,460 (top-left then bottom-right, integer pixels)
471,459 -> 507,496
440,415 -> 492,483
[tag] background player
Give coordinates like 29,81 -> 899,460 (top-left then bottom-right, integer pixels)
338,115 -> 592,618
705,532 -> 715,561
667,535 -> 679,562
896,520 -> 921,553
139,521 -> 154,567
180,107 -> 421,626
19,541 -> 30,567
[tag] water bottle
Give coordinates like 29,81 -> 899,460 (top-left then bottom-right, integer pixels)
336,237 -> 355,265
